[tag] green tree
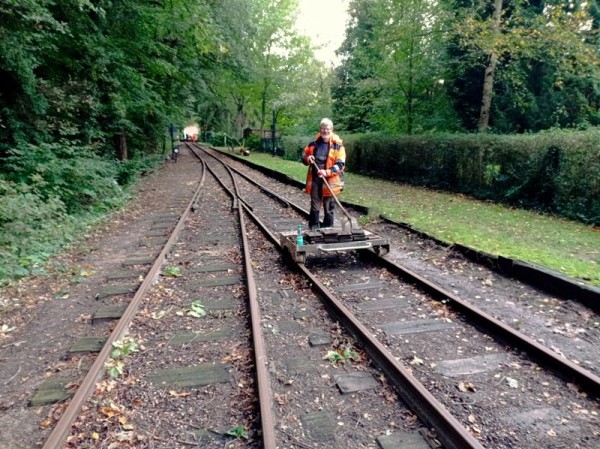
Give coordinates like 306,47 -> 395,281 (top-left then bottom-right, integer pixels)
333,0 -> 382,132
371,0 -> 455,133
448,0 -> 600,132
0,0 -> 69,152
201,0 -> 326,140
334,0 -> 457,134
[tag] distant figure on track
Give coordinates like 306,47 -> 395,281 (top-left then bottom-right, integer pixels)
302,118 -> 346,231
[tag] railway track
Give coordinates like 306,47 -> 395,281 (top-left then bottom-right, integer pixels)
0,144 -> 597,449
192,144 -> 599,448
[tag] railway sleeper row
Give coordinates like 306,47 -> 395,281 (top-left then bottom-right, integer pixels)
2,145 -> 597,449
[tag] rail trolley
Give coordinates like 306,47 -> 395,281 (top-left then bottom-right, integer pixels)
280,226 -> 390,264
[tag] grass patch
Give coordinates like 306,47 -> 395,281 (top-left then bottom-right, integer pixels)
223,150 -> 599,286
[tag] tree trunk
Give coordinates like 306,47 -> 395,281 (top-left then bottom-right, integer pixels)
406,39 -> 415,135
478,0 -> 503,133
234,95 -> 246,138
114,128 -> 128,160
260,78 -> 269,136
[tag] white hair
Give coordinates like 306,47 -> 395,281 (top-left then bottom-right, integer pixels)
320,118 -> 333,129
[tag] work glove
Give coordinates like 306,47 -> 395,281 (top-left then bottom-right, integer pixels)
307,155 -> 315,164
317,169 -> 331,178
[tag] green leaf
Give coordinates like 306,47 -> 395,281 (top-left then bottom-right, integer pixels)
324,350 -> 344,362
324,346 -> 360,363
110,336 -> 139,359
162,266 -> 181,277
226,425 -> 248,439
105,360 -> 124,378
187,300 -> 206,318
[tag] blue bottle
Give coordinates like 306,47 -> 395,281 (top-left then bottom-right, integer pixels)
296,224 -> 304,246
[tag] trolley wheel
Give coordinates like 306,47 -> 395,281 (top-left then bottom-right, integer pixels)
374,245 -> 389,257
282,246 -> 306,265
295,253 -> 306,264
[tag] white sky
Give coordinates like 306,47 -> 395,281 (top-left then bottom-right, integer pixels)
295,0 -> 350,66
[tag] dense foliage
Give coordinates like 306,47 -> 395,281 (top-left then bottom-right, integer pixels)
333,0 -> 600,134
1,0 -> 599,283
0,0 -> 324,281
344,130 -> 600,224
282,128 -> 599,224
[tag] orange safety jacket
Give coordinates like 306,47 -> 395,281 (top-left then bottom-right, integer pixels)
303,133 -> 346,197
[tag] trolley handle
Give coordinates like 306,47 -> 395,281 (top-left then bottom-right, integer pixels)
310,160 -> 355,230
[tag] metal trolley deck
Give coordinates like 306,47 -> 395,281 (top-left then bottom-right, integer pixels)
280,227 -> 390,264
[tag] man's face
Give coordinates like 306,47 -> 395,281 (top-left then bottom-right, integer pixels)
320,125 -> 332,141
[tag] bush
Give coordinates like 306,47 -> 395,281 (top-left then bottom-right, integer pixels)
3,142 -> 124,214
0,142 -> 165,284
280,135 -> 308,161
116,154 -> 163,187
0,178 -> 72,280
244,134 -> 261,152
344,130 -> 599,224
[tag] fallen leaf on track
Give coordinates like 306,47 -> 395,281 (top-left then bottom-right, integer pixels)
169,390 -> 191,398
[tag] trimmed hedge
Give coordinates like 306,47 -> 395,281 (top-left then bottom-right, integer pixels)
281,130 -> 599,224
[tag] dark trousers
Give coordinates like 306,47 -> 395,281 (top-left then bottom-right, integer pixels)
309,178 -> 335,229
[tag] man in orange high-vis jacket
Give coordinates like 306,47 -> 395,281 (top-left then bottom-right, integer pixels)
302,118 -> 346,231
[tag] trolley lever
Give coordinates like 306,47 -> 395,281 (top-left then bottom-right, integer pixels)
310,160 -> 355,232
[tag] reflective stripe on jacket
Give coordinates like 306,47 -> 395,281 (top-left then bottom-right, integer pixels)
303,133 -> 346,197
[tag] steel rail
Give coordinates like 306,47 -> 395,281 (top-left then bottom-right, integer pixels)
239,203 -> 277,449
189,146 -> 238,204
223,162 -> 293,209
225,163 -> 240,210
198,144 -> 600,397
239,203 -> 484,449
202,160 -> 238,209
191,143 -> 306,212
298,263 -> 486,449
371,252 -> 600,397
189,142 -> 278,448
206,146 -> 600,396
43,164 -> 206,449
196,146 -> 600,440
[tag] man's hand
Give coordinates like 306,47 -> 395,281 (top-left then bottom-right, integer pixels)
307,155 -> 315,164
317,169 -> 330,178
